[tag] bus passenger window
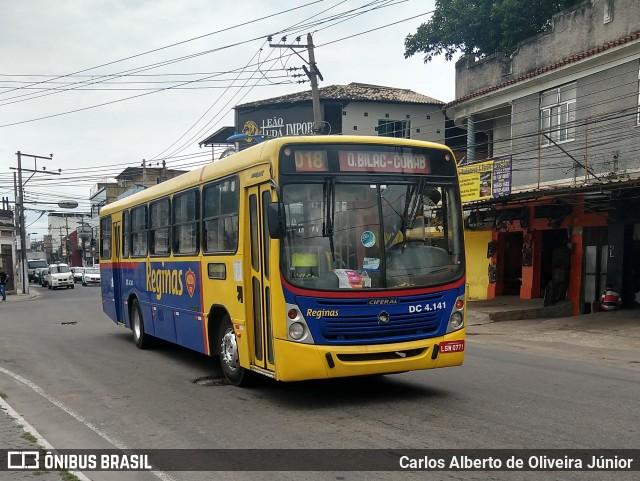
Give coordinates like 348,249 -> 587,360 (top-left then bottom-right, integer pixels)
131,206 -> 148,257
149,199 -> 170,255
173,189 -> 199,255
203,177 -> 239,253
100,216 -> 112,259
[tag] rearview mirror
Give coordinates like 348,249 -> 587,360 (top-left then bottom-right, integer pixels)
267,202 -> 286,239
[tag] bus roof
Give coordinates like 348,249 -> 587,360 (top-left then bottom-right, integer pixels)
99,135 -> 454,216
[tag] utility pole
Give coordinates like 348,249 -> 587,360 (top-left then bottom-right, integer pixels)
64,215 -> 70,265
12,151 -> 58,295
270,33 -> 324,134
142,159 -> 147,187
16,153 -> 27,294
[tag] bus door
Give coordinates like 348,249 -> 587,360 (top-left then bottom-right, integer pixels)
246,183 -> 275,373
112,221 -> 125,323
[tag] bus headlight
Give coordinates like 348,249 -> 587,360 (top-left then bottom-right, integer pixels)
446,295 -> 465,333
289,322 -> 305,340
449,311 -> 463,329
285,303 -> 315,344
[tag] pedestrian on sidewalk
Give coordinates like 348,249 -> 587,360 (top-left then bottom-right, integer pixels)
600,283 -> 622,311
0,265 -> 8,302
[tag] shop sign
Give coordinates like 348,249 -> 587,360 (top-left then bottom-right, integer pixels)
458,156 -> 512,203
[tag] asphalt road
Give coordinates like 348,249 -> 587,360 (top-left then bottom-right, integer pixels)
0,284 -> 638,481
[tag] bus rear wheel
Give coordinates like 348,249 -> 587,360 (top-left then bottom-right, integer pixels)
218,316 -> 248,386
131,299 -> 152,349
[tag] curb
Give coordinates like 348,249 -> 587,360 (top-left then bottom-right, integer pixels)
0,396 -> 91,481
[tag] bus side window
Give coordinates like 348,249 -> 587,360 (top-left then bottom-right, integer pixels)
131,205 -> 148,257
100,216 -> 112,259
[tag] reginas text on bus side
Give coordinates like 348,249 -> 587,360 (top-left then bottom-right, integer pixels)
146,263 -> 184,300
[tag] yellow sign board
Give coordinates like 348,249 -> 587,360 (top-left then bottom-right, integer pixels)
457,157 -> 512,203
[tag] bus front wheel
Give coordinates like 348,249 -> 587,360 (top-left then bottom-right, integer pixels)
131,299 -> 152,349
218,317 -> 248,386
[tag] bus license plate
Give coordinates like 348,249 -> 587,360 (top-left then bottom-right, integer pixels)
440,340 -> 465,353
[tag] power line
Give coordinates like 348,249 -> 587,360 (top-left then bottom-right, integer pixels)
0,0 -> 326,98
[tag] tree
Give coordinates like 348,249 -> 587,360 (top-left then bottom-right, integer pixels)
405,0 -> 584,63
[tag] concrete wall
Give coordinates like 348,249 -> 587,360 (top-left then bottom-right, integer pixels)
455,53 -> 510,100
464,230 -> 493,300
342,102 -> 446,144
577,60 -> 640,177
455,0 -> 639,99
493,107 -> 513,158
507,59 -> 639,189
510,93 -> 543,187
509,0 -> 637,79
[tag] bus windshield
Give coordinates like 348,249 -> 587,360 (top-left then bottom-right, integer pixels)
281,180 -> 464,290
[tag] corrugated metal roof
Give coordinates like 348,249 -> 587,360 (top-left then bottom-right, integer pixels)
238,82 -> 445,108
462,175 -> 640,209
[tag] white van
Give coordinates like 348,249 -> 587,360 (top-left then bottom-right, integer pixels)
45,263 -> 74,290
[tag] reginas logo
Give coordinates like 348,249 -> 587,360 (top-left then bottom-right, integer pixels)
146,263 -> 184,301
185,268 -> 196,298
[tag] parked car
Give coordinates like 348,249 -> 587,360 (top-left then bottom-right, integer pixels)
35,267 -> 49,287
71,267 -> 85,283
45,263 -> 74,290
82,267 -> 101,286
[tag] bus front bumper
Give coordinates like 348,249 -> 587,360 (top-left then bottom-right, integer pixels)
271,329 -> 465,382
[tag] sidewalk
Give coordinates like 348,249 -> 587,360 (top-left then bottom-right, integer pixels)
467,297 -> 640,370
0,397 -> 74,480
1,286 -> 41,303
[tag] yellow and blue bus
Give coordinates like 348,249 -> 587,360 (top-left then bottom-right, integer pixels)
99,135 -> 466,385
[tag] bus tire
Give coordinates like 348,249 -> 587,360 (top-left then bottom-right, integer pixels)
218,316 -> 248,386
131,299 -> 152,349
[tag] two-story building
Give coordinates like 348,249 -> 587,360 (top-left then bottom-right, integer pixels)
445,0 -> 640,313
199,82 -> 449,154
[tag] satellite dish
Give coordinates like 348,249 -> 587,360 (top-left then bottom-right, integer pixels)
58,200 -> 78,209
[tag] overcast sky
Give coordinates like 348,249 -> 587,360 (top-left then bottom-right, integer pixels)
0,0 -> 457,235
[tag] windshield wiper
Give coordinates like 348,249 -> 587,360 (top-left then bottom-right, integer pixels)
322,177 -> 336,265
393,179 -> 426,250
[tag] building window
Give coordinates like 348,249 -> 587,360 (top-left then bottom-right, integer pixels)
637,65 -> 640,126
540,82 -> 576,146
378,120 -> 410,138
604,0 -> 613,23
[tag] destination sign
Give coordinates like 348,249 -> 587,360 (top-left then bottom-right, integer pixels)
293,150 -> 328,172
338,151 -> 430,174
